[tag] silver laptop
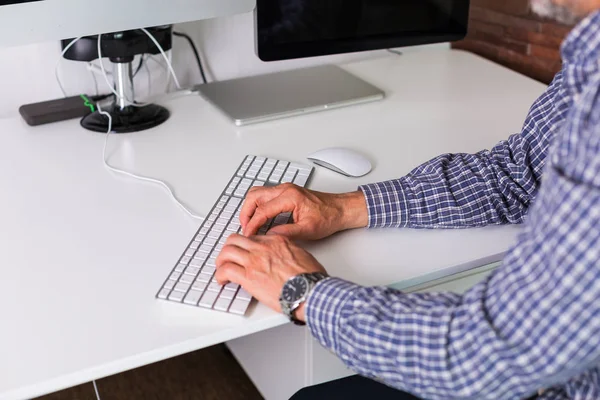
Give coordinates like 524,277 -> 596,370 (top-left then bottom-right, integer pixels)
196,65 -> 385,126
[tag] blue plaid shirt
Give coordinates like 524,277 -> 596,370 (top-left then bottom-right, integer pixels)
306,11 -> 600,400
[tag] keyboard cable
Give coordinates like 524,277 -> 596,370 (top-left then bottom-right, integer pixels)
97,103 -> 204,220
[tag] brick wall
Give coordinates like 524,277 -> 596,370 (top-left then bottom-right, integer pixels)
452,0 -> 574,83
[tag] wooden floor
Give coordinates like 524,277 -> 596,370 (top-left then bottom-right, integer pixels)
35,345 -> 263,400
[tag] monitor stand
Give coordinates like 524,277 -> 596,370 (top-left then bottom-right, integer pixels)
62,27 -> 172,134
81,61 -> 169,133
195,65 -> 385,126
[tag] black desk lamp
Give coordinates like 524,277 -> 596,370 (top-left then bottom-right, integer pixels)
61,26 -> 172,133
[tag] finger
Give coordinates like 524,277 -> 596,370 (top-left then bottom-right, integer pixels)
223,233 -> 259,252
215,244 -> 251,268
215,262 -> 246,286
266,223 -> 304,239
239,186 -> 285,230
244,195 -> 296,237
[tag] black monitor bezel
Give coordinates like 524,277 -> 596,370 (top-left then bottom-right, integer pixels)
255,1 -> 470,62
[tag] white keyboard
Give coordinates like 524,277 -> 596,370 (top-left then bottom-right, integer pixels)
156,155 -> 314,315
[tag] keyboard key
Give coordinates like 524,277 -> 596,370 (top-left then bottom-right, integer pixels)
196,274 -> 211,283
184,249 -> 196,257
224,204 -> 238,213
174,264 -> 186,272
180,274 -> 194,284
212,224 -> 225,234
219,290 -> 235,299
163,280 -> 176,290
226,222 -> 241,232
258,172 -> 270,181
158,288 -> 170,299
207,230 -> 221,240
189,241 -> 200,250
174,282 -> 191,292
184,266 -> 200,276
252,181 -> 265,187
275,160 -> 289,170
192,281 -> 207,291
208,280 -> 223,292
168,291 -> 185,302
229,297 -> 251,315
169,272 -> 181,281
293,174 -> 309,187
203,237 -> 217,246
234,187 -> 248,197
180,256 -> 191,264
199,291 -> 219,308
220,211 -> 233,220
214,297 -> 233,312
237,288 -> 252,300
203,266 -> 216,275
198,244 -> 213,253
224,282 -> 240,292
228,197 -> 242,207
184,290 -> 203,305
189,258 -> 205,268
216,217 -> 230,226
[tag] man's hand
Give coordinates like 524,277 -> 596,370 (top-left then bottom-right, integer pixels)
215,234 -> 327,321
240,183 -> 369,240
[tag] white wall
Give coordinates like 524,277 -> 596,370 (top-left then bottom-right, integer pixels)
0,11 -> 448,119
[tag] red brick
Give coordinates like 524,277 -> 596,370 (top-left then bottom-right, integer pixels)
470,6 -> 541,32
468,20 -> 505,36
505,26 -> 564,48
466,30 -> 529,54
529,44 -> 561,61
540,22 -> 574,38
471,0 -> 529,16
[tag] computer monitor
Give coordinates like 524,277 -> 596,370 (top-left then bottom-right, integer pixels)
197,0 -> 469,126
256,0 -> 469,61
0,0 -> 254,48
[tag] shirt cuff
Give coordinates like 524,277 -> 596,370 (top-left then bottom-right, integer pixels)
306,277 -> 361,354
359,180 -> 410,228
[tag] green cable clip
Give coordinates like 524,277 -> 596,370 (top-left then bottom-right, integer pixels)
80,94 -> 96,113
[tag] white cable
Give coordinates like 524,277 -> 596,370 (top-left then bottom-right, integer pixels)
92,380 -> 101,400
55,37 -> 83,97
144,55 -> 152,98
165,50 -> 173,92
88,63 -> 99,96
97,104 -> 203,221
140,28 -> 182,90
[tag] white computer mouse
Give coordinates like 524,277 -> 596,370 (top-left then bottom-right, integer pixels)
307,147 -> 372,177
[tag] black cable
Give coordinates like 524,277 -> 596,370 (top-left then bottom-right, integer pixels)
133,55 -> 145,78
173,31 -> 208,84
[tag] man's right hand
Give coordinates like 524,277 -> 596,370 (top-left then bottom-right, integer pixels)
240,183 -> 369,241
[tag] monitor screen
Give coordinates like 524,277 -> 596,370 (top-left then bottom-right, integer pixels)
256,0 -> 469,61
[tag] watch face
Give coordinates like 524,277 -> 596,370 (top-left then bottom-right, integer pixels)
282,276 -> 309,303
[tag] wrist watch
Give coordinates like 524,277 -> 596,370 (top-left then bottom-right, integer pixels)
280,272 -> 328,326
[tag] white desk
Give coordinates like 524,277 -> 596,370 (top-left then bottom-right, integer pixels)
0,50 -> 545,400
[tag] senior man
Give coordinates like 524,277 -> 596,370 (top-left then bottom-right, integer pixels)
215,1 -> 600,398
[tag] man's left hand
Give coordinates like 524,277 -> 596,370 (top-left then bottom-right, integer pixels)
215,234 -> 327,321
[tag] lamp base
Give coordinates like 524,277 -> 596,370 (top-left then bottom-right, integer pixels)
81,104 -> 170,134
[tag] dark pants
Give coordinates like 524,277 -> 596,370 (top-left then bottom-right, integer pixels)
290,375 -> 540,400
290,375 -> 420,400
